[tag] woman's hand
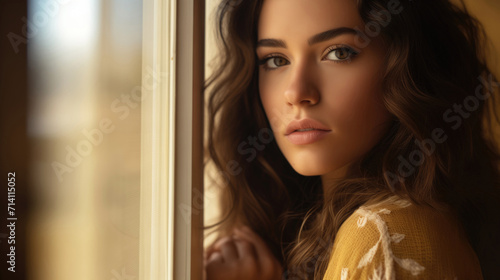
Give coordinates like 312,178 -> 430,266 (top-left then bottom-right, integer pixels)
204,226 -> 283,280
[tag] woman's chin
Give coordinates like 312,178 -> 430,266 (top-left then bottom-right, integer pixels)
294,170 -> 321,177
289,164 -> 328,177
288,159 -> 351,179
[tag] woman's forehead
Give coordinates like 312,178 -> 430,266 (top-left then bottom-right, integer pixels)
257,0 -> 364,40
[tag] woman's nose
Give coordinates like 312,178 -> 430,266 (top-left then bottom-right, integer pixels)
284,63 -> 320,106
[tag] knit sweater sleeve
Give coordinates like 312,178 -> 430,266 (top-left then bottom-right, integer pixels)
322,197 -> 483,280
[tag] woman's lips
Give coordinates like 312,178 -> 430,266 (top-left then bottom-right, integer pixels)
285,118 -> 331,144
285,129 -> 330,145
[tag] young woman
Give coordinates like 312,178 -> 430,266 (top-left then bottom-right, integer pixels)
204,0 -> 500,279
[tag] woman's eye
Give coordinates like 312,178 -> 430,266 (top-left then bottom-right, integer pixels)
262,56 -> 289,70
325,47 -> 358,62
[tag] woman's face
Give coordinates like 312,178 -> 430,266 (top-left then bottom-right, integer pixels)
257,0 -> 392,184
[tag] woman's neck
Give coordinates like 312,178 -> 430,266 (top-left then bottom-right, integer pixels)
320,164 -> 350,197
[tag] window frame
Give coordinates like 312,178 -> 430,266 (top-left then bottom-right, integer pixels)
139,0 -> 205,279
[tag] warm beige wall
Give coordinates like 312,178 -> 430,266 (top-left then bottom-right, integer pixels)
462,0 -> 500,76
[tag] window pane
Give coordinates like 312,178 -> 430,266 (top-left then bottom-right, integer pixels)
28,1 -> 142,279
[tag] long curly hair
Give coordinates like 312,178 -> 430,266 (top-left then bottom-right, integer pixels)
205,0 -> 500,279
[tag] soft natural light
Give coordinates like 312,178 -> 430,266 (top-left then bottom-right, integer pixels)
28,1 -> 142,279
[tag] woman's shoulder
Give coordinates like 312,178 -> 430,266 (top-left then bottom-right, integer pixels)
322,196 -> 483,280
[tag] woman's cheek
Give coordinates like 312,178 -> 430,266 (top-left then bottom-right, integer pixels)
320,83 -> 366,127
259,81 -> 287,129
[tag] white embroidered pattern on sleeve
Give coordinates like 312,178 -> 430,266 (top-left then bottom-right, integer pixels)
341,267 -> 349,280
350,201 -> 425,280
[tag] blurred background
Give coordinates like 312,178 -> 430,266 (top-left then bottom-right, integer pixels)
0,0 -> 498,279
27,0 -> 142,279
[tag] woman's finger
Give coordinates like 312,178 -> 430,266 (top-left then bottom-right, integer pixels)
219,237 -> 239,261
233,237 -> 258,261
234,227 -> 274,261
206,251 -> 223,264
234,226 -> 282,277
213,236 -> 232,250
206,236 -> 231,260
205,243 -> 216,261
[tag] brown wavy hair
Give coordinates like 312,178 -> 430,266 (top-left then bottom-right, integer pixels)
205,0 -> 500,279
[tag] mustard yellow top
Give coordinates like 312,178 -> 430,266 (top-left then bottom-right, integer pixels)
323,196 -> 483,280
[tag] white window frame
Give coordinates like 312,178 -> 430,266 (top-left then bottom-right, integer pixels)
139,0 -> 205,279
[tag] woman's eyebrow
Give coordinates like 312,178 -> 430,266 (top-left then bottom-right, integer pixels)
256,38 -> 287,49
308,27 -> 358,45
256,27 -> 358,49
